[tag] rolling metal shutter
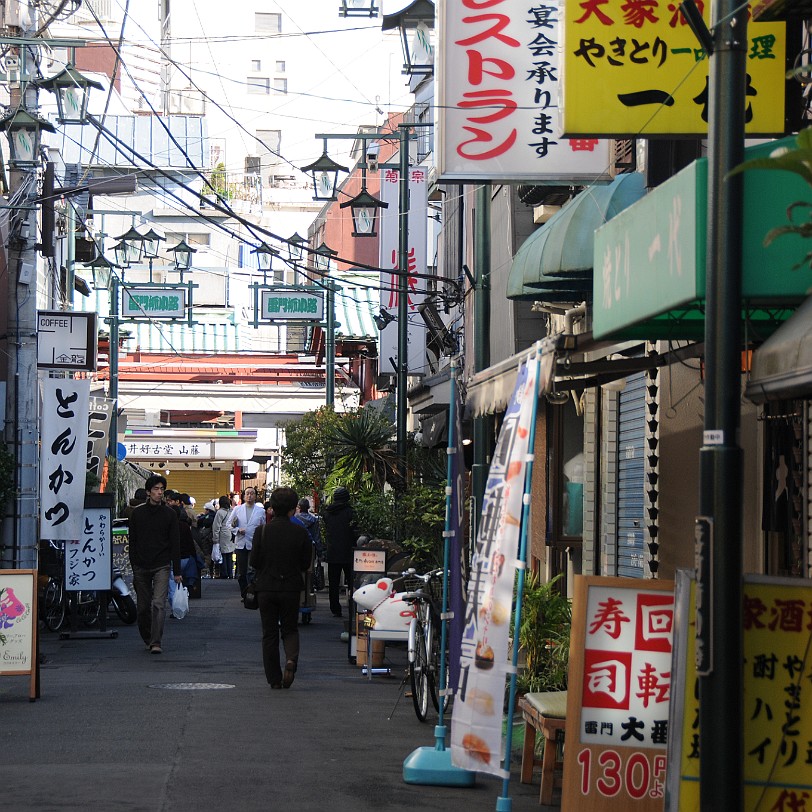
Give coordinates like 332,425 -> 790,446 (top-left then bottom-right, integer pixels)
617,372 -> 646,577
161,469 -> 231,509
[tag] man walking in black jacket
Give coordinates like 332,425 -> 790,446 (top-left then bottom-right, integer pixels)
128,475 -> 182,654
250,487 -> 312,688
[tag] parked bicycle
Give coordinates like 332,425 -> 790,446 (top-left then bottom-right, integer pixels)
401,568 -> 446,722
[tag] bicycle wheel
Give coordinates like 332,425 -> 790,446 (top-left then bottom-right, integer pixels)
77,591 -> 101,627
43,579 -> 65,632
410,618 -> 431,722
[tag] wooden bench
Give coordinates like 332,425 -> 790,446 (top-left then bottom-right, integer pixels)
519,690 -> 567,805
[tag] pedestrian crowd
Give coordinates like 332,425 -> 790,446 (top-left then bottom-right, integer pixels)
124,479 -> 360,688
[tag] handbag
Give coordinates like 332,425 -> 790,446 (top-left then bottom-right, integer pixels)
172,584 -> 190,619
242,582 -> 259,610
211,542 -> 223,564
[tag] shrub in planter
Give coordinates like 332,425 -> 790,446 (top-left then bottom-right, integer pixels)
517,573 -> 572,695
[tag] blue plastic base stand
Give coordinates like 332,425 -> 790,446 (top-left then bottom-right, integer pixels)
403,745 -> 477,786
403,726 -> 476,787
495,796 -> 512,811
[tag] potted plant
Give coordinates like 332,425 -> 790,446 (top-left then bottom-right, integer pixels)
516,572 -> 572,695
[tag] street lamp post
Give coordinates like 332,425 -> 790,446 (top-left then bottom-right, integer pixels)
313,242 -> 338,406
303,124 -> 422,485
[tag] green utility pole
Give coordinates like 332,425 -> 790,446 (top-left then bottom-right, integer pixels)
698,0 -> 746,806
471,184 -> 491,537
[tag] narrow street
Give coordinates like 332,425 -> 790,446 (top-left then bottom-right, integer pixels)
2,580 -> 543,812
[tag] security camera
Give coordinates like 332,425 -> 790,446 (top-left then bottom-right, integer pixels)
366,141 -> 380,172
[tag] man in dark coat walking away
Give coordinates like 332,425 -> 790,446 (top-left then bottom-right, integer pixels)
128,475 -> 182,654
250,487 -> 312,689
321,486 -> 359,618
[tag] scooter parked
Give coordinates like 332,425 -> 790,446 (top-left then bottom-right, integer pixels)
109,565 -> 137,624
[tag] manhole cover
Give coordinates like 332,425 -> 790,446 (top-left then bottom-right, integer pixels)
149,682 -> 235,690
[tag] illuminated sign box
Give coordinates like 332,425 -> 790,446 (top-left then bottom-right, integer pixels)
593,136 -> 810,340
259,289 -> 324,321
121,286 -> 187,319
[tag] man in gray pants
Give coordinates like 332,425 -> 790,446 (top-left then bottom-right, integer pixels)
128,474 -> 182,654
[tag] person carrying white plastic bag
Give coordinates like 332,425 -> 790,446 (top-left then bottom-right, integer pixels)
172,583 -> 190,619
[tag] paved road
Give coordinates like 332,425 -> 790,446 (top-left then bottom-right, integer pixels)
2,579 -> 545,812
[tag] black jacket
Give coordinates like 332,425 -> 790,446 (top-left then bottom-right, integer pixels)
322,500 -> 359,564
249,517 -> 312,593
128,501 -> 181,572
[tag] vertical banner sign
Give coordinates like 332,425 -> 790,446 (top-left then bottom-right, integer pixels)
436,0 -> 612,182
562,1 -> 785,135
667,573 -> 812,811
563,576 -> 674,810
66,507 -> 112,591
451,357 -> 539,775
40,378 -> 90,542
378,167 -> 427,378
448,372 -> 466,691
87,396 -> 113,483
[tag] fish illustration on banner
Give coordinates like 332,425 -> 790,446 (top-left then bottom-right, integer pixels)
451,356 -> 539,775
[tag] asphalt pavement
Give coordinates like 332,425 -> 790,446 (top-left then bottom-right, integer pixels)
2,578 -> 545,812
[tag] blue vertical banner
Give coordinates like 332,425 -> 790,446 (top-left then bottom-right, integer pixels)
451,355 -> 539,776
448,364 -> 465,690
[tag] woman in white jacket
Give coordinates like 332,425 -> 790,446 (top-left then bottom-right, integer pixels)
212,495 -> 236,579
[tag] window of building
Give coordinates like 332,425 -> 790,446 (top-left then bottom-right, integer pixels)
275,61 -> 286,72
547,398 -> 584,547
256,130 -> 282,155
251,59 -> 262,72
247,77 -> 270,95
273,78 -> 288,95
255,13 -> 282,33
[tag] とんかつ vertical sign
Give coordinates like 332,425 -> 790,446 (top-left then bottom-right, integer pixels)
564,576 -> 674,810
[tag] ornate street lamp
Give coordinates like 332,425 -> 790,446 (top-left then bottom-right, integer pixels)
287,232 -> 307,262
115,225 -> 145,265
140,227 -> 165,282
168,239 -> 197,281
84,253 -> 118,291
111,240 -> 131,269
340,185 -> 388,237
37,64 -> 103,125
251,242 -> 280,285
0,107 -> 56,165
381,0 -> 435,76
339,0 -> 379,17
141,227 -> 165,259
301,142 -> 349,201
313,241 -> 338,273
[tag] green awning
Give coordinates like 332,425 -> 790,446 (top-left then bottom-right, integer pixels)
593,136 -> 810,341
507,173 -> 647,302
746,295 -> 812,403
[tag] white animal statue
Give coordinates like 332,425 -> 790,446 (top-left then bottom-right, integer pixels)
352,577 -> 416,634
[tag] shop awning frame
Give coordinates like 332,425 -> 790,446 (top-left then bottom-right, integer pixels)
464,332 -> 704,417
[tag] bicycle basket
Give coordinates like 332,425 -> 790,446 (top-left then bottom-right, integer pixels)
427,574 -> 445,607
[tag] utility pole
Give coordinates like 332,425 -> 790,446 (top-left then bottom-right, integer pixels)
697,0 -> 746,805
395,125 -> 410,487
2,23 -> 41,569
